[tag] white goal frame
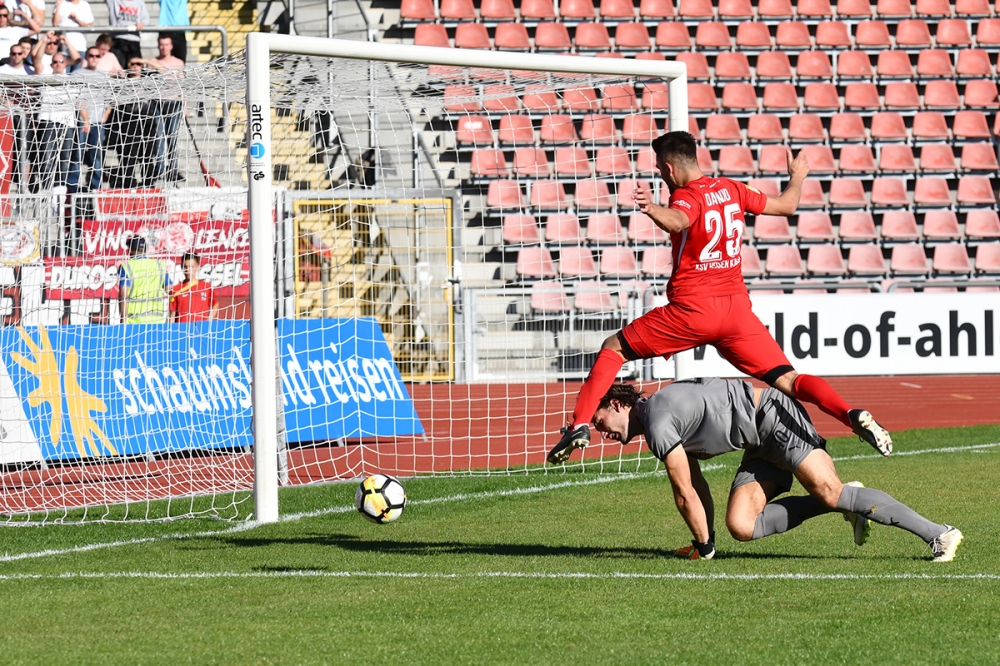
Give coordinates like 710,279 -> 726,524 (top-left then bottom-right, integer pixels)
244,33 -> 689,523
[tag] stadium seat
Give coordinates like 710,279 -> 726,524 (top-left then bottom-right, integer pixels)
600,247 -> 640,278
595,147 -> 632,175
414,24 -> 451,49
919,144 -> 958,172
808,245 -> 847,275
829,178 -> 869,207
804,83 -> 841,111
559,246 -> 599,277
640,83 -> 669,111
616,178 -> 654,208
720,0 -> 755,18
622,115 -> 660,144
498,115 -> 535,144
962,143 -> 1000,171
759,145 -> 791,174
915,0 -> 951,15
602,84 -> 639,111
870,111 -> 909,141
975,18 -> 1000,45
442,0 -> 477,19
839,144 -> 878,172
552,147 -> 591,177
848,244 -> 889,275
629,212 -> 670,242
757,52 -> 794,80
518,247 -> 559,277
895,19 -> 932,47
573,283 -> 616,312
530,180 -> 568,209
636,146 -> 657,174
922,80 -> 961,109
488,180 -> 525,211
855,20 -> 893,47
471,149 -> 509,177
917,50 -> 955,79
952,111 -> 991,140
798,212 -> 837,241
755,215 -> 795,242
579,114 -> 616,144
957,176 -> 997,205
885,82 -> 923,109
975,243 -> 1000,272
871,177 -> 909,206
766,245 -> 805,276
716,52 -> 752,80
445,85 -> 481,113
503,214 -> 542,244
481,0 -> 517,19
561,0 -> 597,18
655,22 -> 693,49
924,210 -> 962,240
695,22 -> 733,49
956,50 -> 994,78
876,0 -> 913,16
539,116 -> 578,144
967,210 -> 1000,239
748,178 -> 782,198
723,83 -> 761,111
535,22 -> 573,50
955,0 -> 992,15
802,145 -> 837,173
933,244 -> 974,274
483,84 -> 521,112
736,22 -> 773,49
523,87 -> 560,111
800,0 -> 835,16
890,244 -> 931,274
750,114 -> 787,142
679,0 -> 716,17
964,80 -> 1000,109
575,179 -> 613,209
564,86 -> 601,112
575,22 -> 612,50
763,83 -> 800,111
776,21 -> 812,49
601,0 -> 638,17
495,23 -> 532,50
840,211 -> 880,240
838,0 -> 875,16
640,0 -> 676,18
545,213 -> 584,243
528,281 -> 570,312
676,52 -> 711,80
914,177 -> 954,206
876,50 -> 915,79
698,146 -> 716,173
789,114 -> 827,144
706,114 -> 744,143
688,83 -> 721,112
640,246 -> 675,277
456,115 -> 494,145
719,145 -> 757,174
911,111 -> 951,140
585,213 -> 627,244
455,23 -> 492,49
522,0 -> 558,18
937,19 -> 974,47
816,21 -> 853,48
829,113 -> 867,142
615,22 -> 653,50
882,211 -> 920,239
837,51 -> 874,79
741,244 -> 764,276
879,144 -> 917,172
758,0 -> 795,17
402,0 -> 437,20
513,148 -> 552,176
845,83 -> 882,111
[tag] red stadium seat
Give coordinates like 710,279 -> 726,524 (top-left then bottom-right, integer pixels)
575,22 -> 612,50
759,145 -> 791,174
522,86 -> 560,112
763,82 -> 800,111
839,0 -> 875,16
953,111 -> 991,140
856,20 -> 893,47
561,0 -> 597,18
719,145 -> 757,174
615,22 -> 652,50
957,50 -> 994,78
640,0 -> 676,18
641,83 -> 669,112
585,213 -> 627,243
957,176 -> 997,205
879,144 -> 917,172
933,244 -> 973,274
688,83 -> 721,112
401,0 -> 436,19
829,113 -> 867,142
876,0 -> 913,16
676,52 -> 711,80
896,19 -> 933,47
498,115 -> 535,144
698,146 -> 716,174
530,180 -> 569,209
803,144 -> 838,173
749,178 -> 781,198
766,245 -> 805,276
545,213 -> 584,243
488,180 -> 524,209
601,0 -> 637,17
495,23 -> 532,50
755,215 -> 795,242
800,0 -> 835,15
924,210 -> 962,240
840,144 -> 878,172
876,50 -> 915,78
964,80 -> 1000,109
580,113 -> 617,143
871,177 -> 910,206
678,0 -> 716,18
750,114 -> 787,142
706,114 -> 744,143
503,214 -> 542,244
882,211 -> 920,239
483,84 -> 521,112
563,86 -> 602,112
616,179 -> 654,209
414,23 -> 451,48
720,0 -> 755,18
915,0 -> 951,15
885,82 -> 922,109
845,83 -> 881,111
535,22 -> 573,50
456,115 -> 494,145
955,0 -> 992,14
975,243 -> 1000,272
636,146 -> 657,174
966,210 -> 1000,239
798,212 -> 837,241
472,149 -> 509,177
914,177 -> 954,206
723,82 -> 760,111
695,22 -> 733,49
512,148 -> 552,176
481,0 -> 517,19
961,143 -> 1000,171
976,17 -> 1000,45
442,0 -> 477,19
922,80 -> 962,109
758,0 -> 794,16
539,115 -> 578,144
622,115 -> 660,144
911,111 -> 951,140
518,248 -> 559,278
522,0 -> 558,18
445,85 -> 481,113
455,23 -> 492,49
801,180 -> 828,208
829,178 -> 869,207
791,113 -> 828,142
840,211 -> 879,240
837,51 -> 874,79
808,245 -> 847,275
804,82 -> 841,111
575,179 -> 613,209
916,50 -> 955,78
890,244 -> 931,274
816,21 -> 853,48
629,212 -> 670,242
559,246 -> 599,277
602,84 -> 639,111
937,19 -> 974,47
848,244 -> 888,274
741,244 -> 764,276
530,281 -> 571,312
600,247 -> 640,278
574,284 -> 616,312
776,21 -> 812,49
715,52 -> 752,80
798,53 -> 837,82
655,22 -> 693,49
595,147 -> 632,175
736,22 -> 773,49
553,147 -> 592,177
919,144 -> 958,172
757,52 -> 794,80
641,246 -> 675,276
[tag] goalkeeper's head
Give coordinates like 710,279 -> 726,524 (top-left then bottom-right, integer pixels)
591,383 -> 644,445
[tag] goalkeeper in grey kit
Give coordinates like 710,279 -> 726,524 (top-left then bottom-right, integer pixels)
586,378 -> 963,562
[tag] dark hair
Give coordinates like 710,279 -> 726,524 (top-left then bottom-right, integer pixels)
650,131 -> 698,167
157,33 -> 174,44
127,236 -> 146,254
96,34 -> 113,46
181,252 -> 201,264
597,382 -> 644,412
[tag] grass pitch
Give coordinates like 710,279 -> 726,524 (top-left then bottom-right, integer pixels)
1,424 -> 999,665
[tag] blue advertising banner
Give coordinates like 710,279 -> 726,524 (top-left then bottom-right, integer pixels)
0,319 -> 422,463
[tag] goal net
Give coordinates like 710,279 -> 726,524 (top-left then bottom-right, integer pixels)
0,36 -> 687,523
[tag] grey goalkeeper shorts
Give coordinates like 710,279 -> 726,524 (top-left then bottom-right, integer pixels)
730,388 -> 827,495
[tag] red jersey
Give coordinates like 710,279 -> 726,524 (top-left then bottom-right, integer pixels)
170,280 -> 216,322
666,176 -> 768,301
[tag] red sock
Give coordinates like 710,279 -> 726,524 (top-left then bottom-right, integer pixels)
570,349 -> 625,427
792,374 -> 851,427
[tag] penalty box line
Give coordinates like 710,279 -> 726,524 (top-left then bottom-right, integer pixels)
0,441 -> 997,565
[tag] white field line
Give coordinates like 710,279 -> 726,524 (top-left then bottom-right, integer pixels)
0,440 -> 997,564
0,570 -> 998,582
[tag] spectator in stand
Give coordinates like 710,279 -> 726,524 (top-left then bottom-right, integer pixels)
106,0 -> 147,71
31,29 -> 79,72
68,45 -> 108,192
0,4 -> 39,57
119,235 -> 170,324
93,33 -> 121,74
170,252 -> 217,322
156,0 -> 186,63
53,0 -> 92,56
29,52 -> 76,192
0,41 -> 33,73
106,57 -> 148,187
0,43 -> 32,188
6,0 -> 45,23
131,33 -> 183,182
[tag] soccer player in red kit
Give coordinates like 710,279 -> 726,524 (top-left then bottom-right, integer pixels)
548,131 -> 892,464
169,252 -> 218,322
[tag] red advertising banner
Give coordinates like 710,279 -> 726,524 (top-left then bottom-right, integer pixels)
0,112 -> 14,195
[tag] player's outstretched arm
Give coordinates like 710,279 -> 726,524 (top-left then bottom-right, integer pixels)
762,149 -> 809,217
633,185 -> 690,234
664,445 -> 712,544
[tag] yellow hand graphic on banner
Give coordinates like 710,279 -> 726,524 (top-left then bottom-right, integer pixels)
10,326 -> 62,446
64,346 -> 116,457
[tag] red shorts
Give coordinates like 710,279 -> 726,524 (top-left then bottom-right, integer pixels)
619,293 -> 792,380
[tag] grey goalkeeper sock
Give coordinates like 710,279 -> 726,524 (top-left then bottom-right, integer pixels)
752,496 -> 832,540
837,483 -> 947,543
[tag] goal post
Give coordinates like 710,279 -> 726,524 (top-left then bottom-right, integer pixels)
244,34 -> 689,522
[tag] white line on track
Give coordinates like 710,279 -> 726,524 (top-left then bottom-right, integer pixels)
0,570 -> 998,582
0,441 -> 996,564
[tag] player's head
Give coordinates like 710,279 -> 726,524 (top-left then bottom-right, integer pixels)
181,252 -> 200,280
591,383 -> 644,444
127,236 -> 146,256
650,131 -> 700,190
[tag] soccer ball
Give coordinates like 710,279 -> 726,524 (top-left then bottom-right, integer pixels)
355,474 -> 407,524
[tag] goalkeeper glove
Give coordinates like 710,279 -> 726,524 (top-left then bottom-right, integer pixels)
674,539 -> 716,560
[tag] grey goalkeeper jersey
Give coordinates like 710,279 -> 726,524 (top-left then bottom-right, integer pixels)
635,377 -> 759,461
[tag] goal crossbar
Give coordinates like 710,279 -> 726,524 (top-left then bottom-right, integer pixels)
244,33 -> 690,523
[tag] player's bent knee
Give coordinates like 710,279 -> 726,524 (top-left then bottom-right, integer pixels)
601,333 -> 622,351
771,370 -> 798,395
726,515 -> 756,542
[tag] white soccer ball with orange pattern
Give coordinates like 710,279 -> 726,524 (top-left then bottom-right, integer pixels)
355,474 -> 407,524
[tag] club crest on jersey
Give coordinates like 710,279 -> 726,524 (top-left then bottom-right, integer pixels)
703,189 -> 732,207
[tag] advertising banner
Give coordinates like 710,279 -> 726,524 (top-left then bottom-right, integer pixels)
653,293 -> 1000,379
